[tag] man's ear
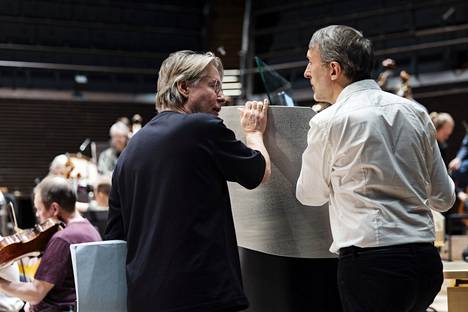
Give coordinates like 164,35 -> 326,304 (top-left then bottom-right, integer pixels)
329,61 -> 342,81
176,80 -> 190,98
50,202 -> 60,217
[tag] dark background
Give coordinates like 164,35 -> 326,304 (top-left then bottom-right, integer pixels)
0,0 -> 467,197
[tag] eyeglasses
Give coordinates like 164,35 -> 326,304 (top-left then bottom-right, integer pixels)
191,77 -> 224,96
207,79 -> 223,95
195,76 -> 223,95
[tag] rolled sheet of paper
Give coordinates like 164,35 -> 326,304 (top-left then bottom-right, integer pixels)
220,106 -> 334,258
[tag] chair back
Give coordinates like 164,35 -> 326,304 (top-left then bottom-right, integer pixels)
70,240 -> 127,312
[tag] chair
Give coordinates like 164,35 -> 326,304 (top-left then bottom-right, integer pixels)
70,240 -> 127,312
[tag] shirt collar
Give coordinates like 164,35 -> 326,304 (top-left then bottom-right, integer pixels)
334,79 -> 381,105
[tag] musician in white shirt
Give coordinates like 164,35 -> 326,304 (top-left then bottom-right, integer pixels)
296,25 -> 455,312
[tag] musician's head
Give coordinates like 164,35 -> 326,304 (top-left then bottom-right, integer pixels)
110,121 -> 129,153
95,177 -> 111,208
430,112 -> 454,143
49,154 -> 69,176
34,176 -> 76,223
155,50 -> 225,116
305,25 -> 373,104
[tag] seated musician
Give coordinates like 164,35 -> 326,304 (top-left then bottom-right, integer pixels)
98,121 -> 129,176
48,155 -> 69,177
0,176 -> 101,312
88,178 -> 111,211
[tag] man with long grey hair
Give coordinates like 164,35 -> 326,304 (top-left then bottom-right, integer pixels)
296,25 -> 454,311
105,50 -> 271,312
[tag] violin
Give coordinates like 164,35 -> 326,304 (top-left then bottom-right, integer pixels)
0,218 -> 64,269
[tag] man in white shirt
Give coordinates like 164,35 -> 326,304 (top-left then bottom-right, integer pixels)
296,25 -> 455,312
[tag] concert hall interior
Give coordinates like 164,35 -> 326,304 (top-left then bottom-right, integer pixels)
0,1 -> 468,312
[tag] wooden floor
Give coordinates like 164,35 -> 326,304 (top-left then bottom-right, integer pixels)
431,236 -> 468,312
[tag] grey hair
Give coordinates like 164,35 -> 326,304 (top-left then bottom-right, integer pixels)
49,154 -> 68,173
110,121 -> 129,137
155,50 -> 224,111
309,25 -> 373,82
429,112 -> 454,130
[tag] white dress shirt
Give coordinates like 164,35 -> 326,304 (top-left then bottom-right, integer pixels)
296,79 -> 455,254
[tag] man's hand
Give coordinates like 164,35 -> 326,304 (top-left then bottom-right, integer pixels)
239,99 -> 269,134
238,99 -> 271,183
458,191 -> 467,203
449,157 -> 461,172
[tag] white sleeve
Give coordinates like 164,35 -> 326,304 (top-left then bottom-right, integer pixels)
296,118 -> 330,206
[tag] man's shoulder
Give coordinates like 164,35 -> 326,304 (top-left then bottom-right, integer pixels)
338,88 -> 425,119
187,112 -> 223,126
374,90 -> 430,120
100,147 -> 115,157
179,113 -> 226,135
45,231 -> 71,252
154,112 -> 223,129
369,88 -> 420,109
311,104 -> 338,129
52,220 -> 101,244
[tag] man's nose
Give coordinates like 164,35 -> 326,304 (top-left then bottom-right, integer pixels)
304,65 -> 311,79
217,91 -> 226,104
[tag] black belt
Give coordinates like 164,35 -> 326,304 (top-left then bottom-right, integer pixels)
339,242 -> 434,257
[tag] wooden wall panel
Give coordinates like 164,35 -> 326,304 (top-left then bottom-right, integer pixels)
0,99 -> 156,196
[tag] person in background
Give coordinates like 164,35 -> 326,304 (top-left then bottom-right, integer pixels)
48,154 -> 70,177
86,178 -> 111,236
97,121 -> 129,176
430,112 -> 454,165
449,133 -> 468,190
116,117 -> 131,133
89,178 -> 111,211
131,114 -> 143,135
94,182 -> 110,210
377,58 -> 396,92
0,176 -> 101,312
449,133 -> 468,171
296,25 -> 455,312
377,58 -> 428,112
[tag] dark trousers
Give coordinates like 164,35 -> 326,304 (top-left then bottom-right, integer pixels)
338,243 -> 443,312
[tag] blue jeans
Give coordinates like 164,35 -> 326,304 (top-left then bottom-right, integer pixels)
338,243 -> 443,312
